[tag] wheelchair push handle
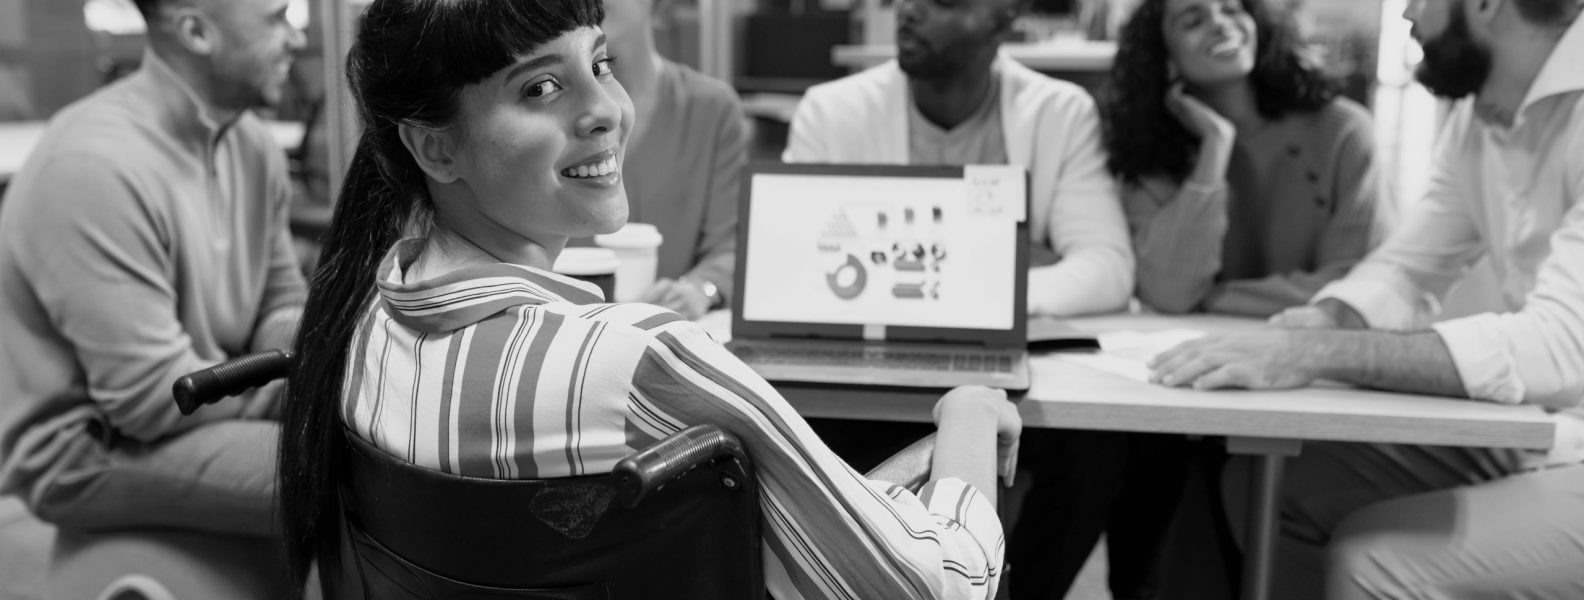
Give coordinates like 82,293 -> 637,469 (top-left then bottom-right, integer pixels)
172,349 -> 295,415
613,424 -> 751,508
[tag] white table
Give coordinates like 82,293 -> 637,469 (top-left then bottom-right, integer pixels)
0,119 -> 304,186
701,311 -> 1556,600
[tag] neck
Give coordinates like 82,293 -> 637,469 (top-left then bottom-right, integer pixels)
152,45 -> 244,127
1190,79 -> 1263,132
412,186 -> 562,281
1475,21 -> 1564,126
909,59 -> 996,131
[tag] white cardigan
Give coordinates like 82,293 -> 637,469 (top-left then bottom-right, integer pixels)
783,56 -> 1133,316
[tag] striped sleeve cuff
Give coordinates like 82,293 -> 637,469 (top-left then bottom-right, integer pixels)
918,477 -> 1004,596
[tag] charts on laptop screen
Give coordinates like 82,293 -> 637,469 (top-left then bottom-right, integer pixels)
741,171 -> 1019,331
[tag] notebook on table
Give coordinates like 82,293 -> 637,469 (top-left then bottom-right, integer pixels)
727,163 -> 1031,391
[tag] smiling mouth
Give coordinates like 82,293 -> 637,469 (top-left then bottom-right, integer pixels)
560,155 -> 617,179
1207,37 -> 1245,58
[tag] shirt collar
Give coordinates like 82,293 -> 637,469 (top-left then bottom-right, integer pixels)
130,49 -> 235,151
1517,16 -> 1584,122
375,238 -> 606,334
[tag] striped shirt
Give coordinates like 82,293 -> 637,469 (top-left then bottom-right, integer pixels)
344,239 -> 1005,599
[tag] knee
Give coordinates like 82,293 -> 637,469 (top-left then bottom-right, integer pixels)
1325,508 -> 1412,600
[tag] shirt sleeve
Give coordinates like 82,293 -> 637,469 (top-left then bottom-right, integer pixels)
12,154 -> 258,441
1207,112 -> 1386,317
251,162 -> 307,354
1026,93 -> 1134,316
682,91 -> 747,303
629,320 -> 1004,600
1126,177 -> 1229,314
1429,126 -> 1584,409
1314,108 -> 1485,329
783,90 -> 834,164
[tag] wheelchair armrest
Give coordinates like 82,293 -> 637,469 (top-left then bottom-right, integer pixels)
864,433 -> 936,494
172,350 -> 295,415
612,424 -> 750,509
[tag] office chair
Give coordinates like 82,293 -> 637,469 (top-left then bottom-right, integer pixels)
175,350 -> 763,599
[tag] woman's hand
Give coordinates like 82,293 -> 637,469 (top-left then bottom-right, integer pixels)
1269,298 -> 1369,330
1166,84 -> 1236,188
935,386 -> 1022,486
1165,83 -> 1235,142
640,278 -> 710,320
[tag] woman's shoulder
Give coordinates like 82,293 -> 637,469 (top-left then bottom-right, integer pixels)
1282,97 -> 1374,140
537,301 -> 702,341
663,60 -> 744,114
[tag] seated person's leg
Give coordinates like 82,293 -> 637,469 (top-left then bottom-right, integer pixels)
1104,433 -> 1195,600
1223,442 -> 1526,600
1008,429 -> 1132,599
32,420 -> 279,538
1328,464 -> 1584,600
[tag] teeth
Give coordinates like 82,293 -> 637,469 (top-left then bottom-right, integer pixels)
561,157 -> 617,179
1210,38 -> 1241,55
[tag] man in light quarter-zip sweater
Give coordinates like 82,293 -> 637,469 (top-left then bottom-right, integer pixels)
0,0 -> 306,538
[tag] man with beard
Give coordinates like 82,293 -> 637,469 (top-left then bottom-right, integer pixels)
783,0 -> 1133,318
0,0 -> 306,543
1146,0 -> 1584,596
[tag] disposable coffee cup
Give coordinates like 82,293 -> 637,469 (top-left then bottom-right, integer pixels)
552,247 -> 619,302
593,223 -> 663,302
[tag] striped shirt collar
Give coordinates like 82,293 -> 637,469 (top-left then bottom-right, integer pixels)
375,238 -> 606,334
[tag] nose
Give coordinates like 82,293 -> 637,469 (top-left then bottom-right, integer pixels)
287,26 -> 307,52
1208,9 -> 1237,35
896,0 -> 922,26
1402,0 -> 1423,23
576,81 -> 624,139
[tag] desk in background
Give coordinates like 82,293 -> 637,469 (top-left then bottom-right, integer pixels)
699,310 -> 1555,600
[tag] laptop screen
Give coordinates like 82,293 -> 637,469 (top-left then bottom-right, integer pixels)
732,164 -> 1029,345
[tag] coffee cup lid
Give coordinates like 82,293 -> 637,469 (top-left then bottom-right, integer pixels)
553,247 -> 619,275
594,222 -> 663,249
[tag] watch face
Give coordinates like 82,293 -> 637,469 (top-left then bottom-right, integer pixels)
700,280 -> 722,306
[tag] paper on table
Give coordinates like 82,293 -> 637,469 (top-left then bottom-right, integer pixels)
1054,329 -> 1206,383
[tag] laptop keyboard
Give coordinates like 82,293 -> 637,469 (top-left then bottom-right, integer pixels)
731,343 -> 1015,373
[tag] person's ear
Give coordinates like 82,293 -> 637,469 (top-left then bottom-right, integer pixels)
398,123 -> 461,184
1472,0 -> 1504,26
169,7 -> 217,56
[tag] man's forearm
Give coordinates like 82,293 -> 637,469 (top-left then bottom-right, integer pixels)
1309,329 -> 1467,398
250,306 -> 303,353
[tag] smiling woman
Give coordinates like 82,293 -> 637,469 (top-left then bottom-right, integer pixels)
279,1 -> 1021,599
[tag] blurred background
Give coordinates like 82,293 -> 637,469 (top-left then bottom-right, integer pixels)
0,1 -> 1490,598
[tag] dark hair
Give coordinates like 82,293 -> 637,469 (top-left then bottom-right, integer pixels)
132,0 -> 160,20
278,0 -> 602,595
1100,0 -> 1337,184
1511,0 -> 1581,26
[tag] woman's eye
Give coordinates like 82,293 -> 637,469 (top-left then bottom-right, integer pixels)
524,79 -> 562,98
593,57 -> 617,80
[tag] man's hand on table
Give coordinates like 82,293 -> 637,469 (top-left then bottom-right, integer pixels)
1148,330 -> 1327,391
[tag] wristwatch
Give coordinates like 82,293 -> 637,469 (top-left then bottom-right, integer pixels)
684,277 -> 723,309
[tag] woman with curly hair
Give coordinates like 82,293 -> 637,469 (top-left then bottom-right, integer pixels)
1107,0 -> 1387,316
1009,0 -> 1387,597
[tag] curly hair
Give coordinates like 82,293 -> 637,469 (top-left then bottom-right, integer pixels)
1100,0 -> 1338,184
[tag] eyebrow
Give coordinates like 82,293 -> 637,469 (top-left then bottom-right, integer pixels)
1171,3 -> 1209,21
501,33 -> 609,87
504,54 -> 566,86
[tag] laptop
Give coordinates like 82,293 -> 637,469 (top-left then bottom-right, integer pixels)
727,163 -> 1031,391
